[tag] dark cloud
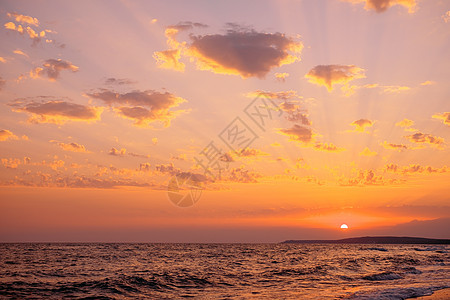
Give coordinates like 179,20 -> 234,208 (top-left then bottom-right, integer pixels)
405,132 -> 445,148
86,89 -> 186,127
350,119 -> 373,132
305,65 -> 365,91
279,125 -> 313,143
10,99 -> 101,124
382,141 -> 409,151
30,59 -> 78,80
167,21 -> 208,31
154,24 -> 303,78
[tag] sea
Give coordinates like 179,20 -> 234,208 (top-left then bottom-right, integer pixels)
0,243 -> 448,299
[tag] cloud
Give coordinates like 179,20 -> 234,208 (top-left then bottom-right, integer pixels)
247,90 -> 300,101
360,147 -> 377,156
0,57 -> 6,63
0,130 -> 18,141
10,99 -> 102,124
420,80 -> 436,86
109,147 -> 126,156
279,125 -> 313,143
223,166 -> 262,183
275,72 -> 289,82
154,24 -> 303,78
396,118 -> 414,128
339,169 -> 394,186
104,78 -> 136,85
405,132 -> 445,149
30,59 -> 79,81
0,77 -> 5,90
432,112 -> 450,126
443,11 -> 450,23
152,138 -> 158,145
385,164 -> 448,174
381,141 -> 409,151
51,140 -> 89,153
305,65 -> 365,91
139,163 -> 151,172
3,19 -> 53,45
342,0 -> 416,13
7,13 -> 39,26
13,49 -> 29,58
86,89 -> 187,127
314,142 -> 345,152
350,119 -> 374,133
382,85 -> 410,93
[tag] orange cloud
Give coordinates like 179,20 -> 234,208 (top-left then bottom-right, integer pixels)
279,124 -> 313,143
405,132 -> 445,149
342,0 -> 416,13
420,80 -> 436,86
0,57 -> 6,63
51,141 -> 89,153
350,119 -> 374,133
275,72 -> 289,82
339,169 -> 394,186
0,130 -> 18,141
109,147 -> 127,156
443,11 -> 450,23
432,112 -> 450,126
359,147 -> 377,156
385,164 -> 448,174
7,13 -> 39,26
305,65 -> 365,91
86,89 -> 187,127
30,59 -> 79,81
154,23 -> 303,78
382,85 -> 410,93
396,118 -> 414,128
13,49 -> 29,58
10,99 -> 102,124
314,142 -> 345,152
381,141 -> 409,151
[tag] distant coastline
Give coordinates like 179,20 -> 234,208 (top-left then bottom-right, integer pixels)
282,236 -> 450,244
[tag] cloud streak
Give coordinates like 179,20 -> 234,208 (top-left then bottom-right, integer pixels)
30,59 -> 79,81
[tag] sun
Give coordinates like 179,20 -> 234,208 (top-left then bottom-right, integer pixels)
340,224 -> 349,229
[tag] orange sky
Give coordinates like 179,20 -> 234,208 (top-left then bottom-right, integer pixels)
0,0 -> 449,242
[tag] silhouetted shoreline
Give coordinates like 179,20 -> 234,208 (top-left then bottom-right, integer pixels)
282,236 -> 450,244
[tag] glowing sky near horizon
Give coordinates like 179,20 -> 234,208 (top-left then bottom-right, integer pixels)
0,0 -> 449,242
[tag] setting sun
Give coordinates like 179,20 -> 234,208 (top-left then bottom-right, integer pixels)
340,224 -> 349,229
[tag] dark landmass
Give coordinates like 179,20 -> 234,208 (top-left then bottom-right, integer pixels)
282,236 -> 450,244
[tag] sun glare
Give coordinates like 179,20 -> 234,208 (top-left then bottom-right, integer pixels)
340,224 -> 349,229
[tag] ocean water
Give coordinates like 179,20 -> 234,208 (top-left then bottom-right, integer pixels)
0,243 -> 448,299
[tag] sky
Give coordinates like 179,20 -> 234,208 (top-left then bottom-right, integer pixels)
0,0 -> 449,242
